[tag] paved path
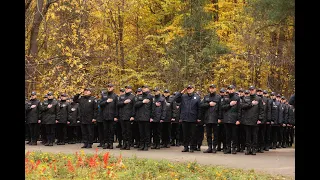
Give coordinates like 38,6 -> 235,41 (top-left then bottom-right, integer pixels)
25,142 -> 295,178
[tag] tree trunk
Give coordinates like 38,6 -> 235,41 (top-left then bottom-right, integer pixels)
118,0 -> 125,76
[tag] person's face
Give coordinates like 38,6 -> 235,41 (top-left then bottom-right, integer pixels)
187,87 -> 194,94
44,98 -> 48,101
125,88 -> 132,93
239,92 -> 244,97
31,95 -> 36,99
48,95 -> 53,99
120,91 -> 125,95
142,87 -> 149,93
137,91 -> 142,95
164,92 -> 170,97
107,86 -> 114,92
61,96 -> 67,100
209,87 -> 216,93
276,96 -> 281,101
227,88 -> 234,94
250,89 -> 256,95
263,93 -> 268,97
220,91 -> 224,96
245,93 -> 249,96
154,90 -> 160,95
83,90 -> 91,96
257,91 -> 263,95
281,99 -> 286,103
271,95 -> 276,99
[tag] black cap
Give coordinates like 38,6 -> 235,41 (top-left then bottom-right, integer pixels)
220,88 -> 226,93
120,88 -> 125,92
281,96 -> 286,99
84,88 -> 92,92
31,91 -> 37,95
263,90 -> 268,94
238,88 -> 244,93
244,90 -> 250,94
209,84 -> 216,88
47,92 -> 53,96
271,92 -> 276,96
276,94 -> 281,97
43,94 -> 48,98
107,83 -> 114,87
142,85 -> 149,88
164,89 -> 170,93
153,87 -> 160,91
227,85 -> 235,89
249,86 -> 255,90
125,85 -> 132,89
257,88 -> 262,92
60,93 -> 67,97
136,88 -> 142,92
187,85 -> 193,89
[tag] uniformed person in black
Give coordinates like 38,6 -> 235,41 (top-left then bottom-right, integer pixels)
263,90 -> 272,151
287,101 -> 295,147
96,90 -> 106,147
270,92 -> 280,149
217,88 -> 227,151
274,94 -> 283,148
26,91 -> 41,145
150,87 -> 166,149
134,85 -> 153,151
41,92 -> 60,146
201,84 -> 222,153
117,85 -> 135,150
73,88 -> 98,148
56,93 -> 70,145
67,97 -> 80,144
241,86 -> 264,155
115,88 -> 125,148
175,85 -> 201,153
132,88 -> 142,148
39,95 -> 48,144
25,96 -> 31,143
170,91 -> 181,146
279,96 -> 289,148
221,85 -> 241,154
100,83 -> 118,149
162,89 -> 175,148
237,88 -> 246,152
256,88 -> 270,153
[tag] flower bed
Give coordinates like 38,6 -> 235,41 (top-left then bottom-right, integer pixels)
25,150 -> 291,179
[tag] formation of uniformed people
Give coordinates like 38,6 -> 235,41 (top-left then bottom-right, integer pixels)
25,84 -> 295,155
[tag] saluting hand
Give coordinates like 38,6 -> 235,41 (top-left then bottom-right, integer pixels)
181,88 -> 187,94
209,102 -> 216,106
143,99 -> 150,104
107,98 -> 113,103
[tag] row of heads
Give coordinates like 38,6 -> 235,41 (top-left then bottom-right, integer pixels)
28,84 -> 287,100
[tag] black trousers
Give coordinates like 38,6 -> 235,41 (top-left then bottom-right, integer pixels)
161,122 -> 171,144
265,123 -> 272,148
258,124 -> 266,149
272,125 -> 280,146
97,122 -> 105,144
288,126 -> 294,145
56,123 -> 67,143
25,123 -> 31,141
245,125 -> 259,148
283,126 -> 289,145
195,124 -> 204,146
45,124 -> 56,143
67,126 -> 77,142
224,123 -> 238,148
115,121 -> 123,143
279,125 -> 284,144
170,123 -> 180,142
120,120 -> 132,144
205,123 -> 219,147
151,122 -> 161,144
182,121 -> 197,149
179,123 -> 184,143
132,121 -> 140,144
76,126 -> 82,141
40,124 -> 47,142
217,123 -> 226,148
237,124 -> 246,149
103,120 -> 114,144
29,123 -> 39,142
81,124 -> 94,145
93,123 -> 98,142
139,121 -> 150,144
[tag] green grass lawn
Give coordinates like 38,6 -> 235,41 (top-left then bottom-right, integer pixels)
25,150 -> 293,180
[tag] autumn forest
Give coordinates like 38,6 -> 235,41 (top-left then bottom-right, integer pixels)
25,0 -> 294,97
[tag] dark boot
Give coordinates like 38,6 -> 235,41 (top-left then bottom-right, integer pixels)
151,143 -> 157,149
196,145 -> 201,151
48,142 -> 53,146
245,147 -> 250,155
125,142 -> 130,150
97,143 -> 103,147
143,144 -> 149,151
236,146 -> 241,152
212,146 -> 217,153
116,142 -> 122,148
165,142 -> 170,148
134,143 -> 140,148
108,143 -> 113,149
252,148 -> 257,155
224,146 -> 231,154
182,146 -> 189,152
276,142 -> 281,148
217,144 -> 222,151
203,145 -> 213,153
282,142 -> 287,148
26,141 -> 31,144
189,147 -> 195,153
44,141 -> 50,146
103,143 -> 109,149
138,143 -> 145,151
231,147 -> 237,154
81,144 -> 88,148
240,145 -> 245,153
155,144 -> 160,149
86,144 -> 92,148
120,142 -> 127,150
175,140 -> 180,146
170,140 -> 175,146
